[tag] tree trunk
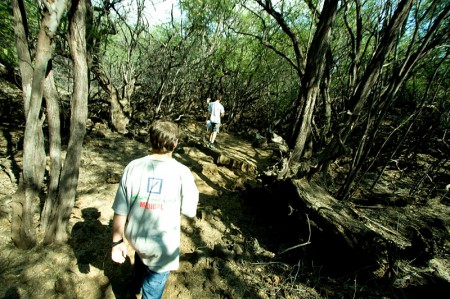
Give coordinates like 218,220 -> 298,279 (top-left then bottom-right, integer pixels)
336,1 -> 448,199
91,70 -> 131,134
11,0 -> 34,249
308,0 -> 414,192
286,0 -> 339,176
40,68 -> 62,231
86,0 -> 146,134
319,50 -> 333,149
12,0 -> 32,115
343,0 -> 363,96
12,0 -> 68,249
289,178 -> 450,285
110,86 -> 130,134
341,0 -> 414,143
44,0 -> 89,243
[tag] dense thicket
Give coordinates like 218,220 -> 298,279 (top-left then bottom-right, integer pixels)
2,0 -> 449,248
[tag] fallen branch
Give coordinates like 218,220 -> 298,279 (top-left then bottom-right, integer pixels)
279,214 -> 312,255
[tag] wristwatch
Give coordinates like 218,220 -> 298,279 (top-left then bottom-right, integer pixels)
112,239 -> 123,247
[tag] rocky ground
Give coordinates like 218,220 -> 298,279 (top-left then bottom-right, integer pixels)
0,73 -> 448,298
0,118 -> 325,299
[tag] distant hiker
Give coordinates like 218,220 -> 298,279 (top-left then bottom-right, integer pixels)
111,120 -> 199,299
205,97 -> 212,133
206,95 -> 225,147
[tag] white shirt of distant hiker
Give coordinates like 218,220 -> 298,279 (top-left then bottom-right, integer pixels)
208,99 -> 225,124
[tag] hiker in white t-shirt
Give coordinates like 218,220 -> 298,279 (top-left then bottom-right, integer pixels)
206,96 -> 225,147
205,97 -> 212,133
111,120 -> 199,298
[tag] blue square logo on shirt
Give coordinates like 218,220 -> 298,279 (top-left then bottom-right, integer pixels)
147,177 -> 163,194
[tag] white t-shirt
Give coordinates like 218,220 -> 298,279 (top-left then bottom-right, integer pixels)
112,155 -> 199,272
208,101 -> 224,123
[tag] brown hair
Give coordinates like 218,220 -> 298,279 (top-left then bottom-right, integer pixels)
149,120 -> 179,154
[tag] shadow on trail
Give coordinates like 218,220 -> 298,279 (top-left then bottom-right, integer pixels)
173,193 -> 268,299
171,149 -> 270,298
69,207 -> 133,299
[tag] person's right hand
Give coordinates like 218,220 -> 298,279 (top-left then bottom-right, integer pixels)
111,242 -> 127,264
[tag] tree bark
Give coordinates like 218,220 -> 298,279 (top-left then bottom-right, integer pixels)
91,69 -> 131,134
307,0 -> 414,194
111,85 -> 131,134
12,0 -> 32,115
40,68 -> 62,231
337,0 -> 448,199
341,0 -> 414,142
44,0 -> 89,243
12,0 -> 68,249
87,0 -> 148,134
11,0 -> 34,249
286,0 -> 339,176
343,0 -> 363,96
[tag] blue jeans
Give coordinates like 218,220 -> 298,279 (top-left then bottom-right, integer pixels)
134,253 -> 170,299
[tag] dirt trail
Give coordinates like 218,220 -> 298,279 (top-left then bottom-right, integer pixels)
69,123 -> 292,299
2,122 -> 318,299
1,118 -> 449,299
183,122 -> 272,171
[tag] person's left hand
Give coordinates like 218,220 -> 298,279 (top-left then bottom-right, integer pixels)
111,242 -> 127,264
